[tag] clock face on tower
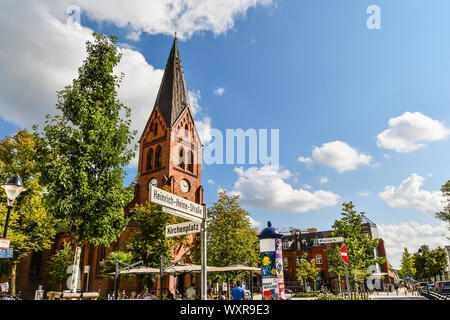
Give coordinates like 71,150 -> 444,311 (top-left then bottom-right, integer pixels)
180,179 -> 190,193
149,178 -> 157,189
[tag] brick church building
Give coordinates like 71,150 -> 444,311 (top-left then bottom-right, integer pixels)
10,36 -> 204,298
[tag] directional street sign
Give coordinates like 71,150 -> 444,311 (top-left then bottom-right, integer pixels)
166,221 -> 201,237
0,239 -> 11,249
340,244 -> 349,265
150,186 -> 204,222
317,237 -> 344,245
0,248 -> 13,259
162,206 -> 203,223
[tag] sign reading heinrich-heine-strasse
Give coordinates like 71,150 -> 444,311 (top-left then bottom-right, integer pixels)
317,237 -> 344,245
166,221 -> 201,237
149,186 -> 204,222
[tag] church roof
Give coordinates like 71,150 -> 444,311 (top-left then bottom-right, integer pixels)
153,36 -> 190,128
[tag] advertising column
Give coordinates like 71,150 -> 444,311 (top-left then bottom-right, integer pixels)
258,221 -> 284,300
275,238 -> 286,299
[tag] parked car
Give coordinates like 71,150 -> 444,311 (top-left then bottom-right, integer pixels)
441,282 -> 450,295
416,282 -> 428,290
436,281 -> 450,293
428,283 -> 436,292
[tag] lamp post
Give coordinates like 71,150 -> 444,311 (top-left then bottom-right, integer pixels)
0,174 -> 27,272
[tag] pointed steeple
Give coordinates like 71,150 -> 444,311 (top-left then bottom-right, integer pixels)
153,36 -> 190,128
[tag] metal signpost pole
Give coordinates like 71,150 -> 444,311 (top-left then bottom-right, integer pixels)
344,263 -> 351,299
201,204 -> 207,300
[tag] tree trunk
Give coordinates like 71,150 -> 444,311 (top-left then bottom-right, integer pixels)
10,262 -> 17,296
70,245 -> 82,293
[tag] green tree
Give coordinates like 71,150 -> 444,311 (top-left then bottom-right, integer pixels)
436,180 -> 450,231
122,202 -> 189,288
326,202 -> 385,291
428,247 -> 448,281
102,250 -> 133,277
413,245 -> 448,281
296,253 -> 321,291
398,248 -> 416,280
190,190 -> 259,286
412,245 -> 431,281
35,33 -> 136,292
0,129 -> 57,296
47,242 -> 74,291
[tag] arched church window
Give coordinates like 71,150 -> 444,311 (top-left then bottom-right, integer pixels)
147,148 -> 154,171
187,150 -> 194,173
155,145 -> 162,168
178,147 -> 185,170
154,122 -> 158,136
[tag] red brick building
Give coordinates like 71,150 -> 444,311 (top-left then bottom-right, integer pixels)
281,215 -> 391,292
10,36 -> 204,299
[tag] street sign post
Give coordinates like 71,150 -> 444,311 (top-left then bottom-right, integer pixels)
149,186 -> 207,300
0,239 -> 11,249
0,248 -> 13,259
340,244 -> 351,299
150,186 -> 203,221
166,221 -> 201,237
317,237 -> 344,245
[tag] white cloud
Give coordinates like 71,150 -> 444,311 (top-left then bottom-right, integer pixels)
208,179 -> 215,184
196,116 -> 213,145
299,141 -> 372,173
214,87 -> 225,96
231,166 -> 340,213
378,221 -> 450,269
318,177 -> 329,184
126,30 -> 142,42
302,184 -> 312,189
248,216 -> 261,228
39,0 -> 273,40
377,112 -> 450,153
188,90 -> 202,116
358,191 -> 371,197
379,173 -> 445,214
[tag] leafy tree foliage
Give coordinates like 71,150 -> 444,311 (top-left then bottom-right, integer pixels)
413,245 -> 448,281
326,202 -> 385,284
189,190 -> 259,284
398,248 -> 416,279
0,129 -> 57,295
296,253 -> 321,290
47,242 -> 74,291
36,33 -> 135,248
436,180 -> 450,231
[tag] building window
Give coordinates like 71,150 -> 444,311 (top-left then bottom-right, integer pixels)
147,148 -> 154,171
155,145 -> 162,168
187,150 -> 194,173
154,123 -> 158,136
315,254 -> 323,265
184,124 -> 189,137
29,251 -> 43,279
178,147 -> 185,169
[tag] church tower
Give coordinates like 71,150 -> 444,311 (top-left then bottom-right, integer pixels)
129,36 -> 203,210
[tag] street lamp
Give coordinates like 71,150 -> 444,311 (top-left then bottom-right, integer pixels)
0,174 -> 27,273
1,174 -> 27,239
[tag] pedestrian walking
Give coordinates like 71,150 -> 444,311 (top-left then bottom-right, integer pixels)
185,285 -> 198,300
230,281 -> 247,300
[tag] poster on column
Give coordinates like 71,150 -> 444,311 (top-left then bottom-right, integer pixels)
260,251 -> 278,300
275,238 -> 286,299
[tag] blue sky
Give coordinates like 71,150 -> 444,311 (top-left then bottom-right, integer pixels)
0,0 -> 449,267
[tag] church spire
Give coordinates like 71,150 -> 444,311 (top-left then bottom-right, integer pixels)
153,36 -> 190,128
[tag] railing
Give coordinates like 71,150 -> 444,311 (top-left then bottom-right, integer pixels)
419,288 -> 449,300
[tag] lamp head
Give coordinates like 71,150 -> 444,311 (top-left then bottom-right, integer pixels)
1,174 -> 27,206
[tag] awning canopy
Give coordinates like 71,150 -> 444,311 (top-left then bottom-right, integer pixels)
111,264 -> 260,275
